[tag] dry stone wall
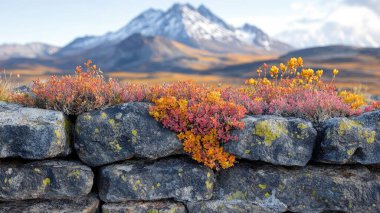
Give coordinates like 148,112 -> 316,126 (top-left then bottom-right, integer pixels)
0,101 -> 379,213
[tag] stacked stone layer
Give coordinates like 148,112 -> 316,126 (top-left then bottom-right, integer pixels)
0,101 -> 379,212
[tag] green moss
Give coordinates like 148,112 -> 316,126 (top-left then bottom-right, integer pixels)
226,191 -> 247,201
254,120 -> 287,146
42,178 -> 51,187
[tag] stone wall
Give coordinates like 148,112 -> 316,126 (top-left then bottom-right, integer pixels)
0,101 -> 379,213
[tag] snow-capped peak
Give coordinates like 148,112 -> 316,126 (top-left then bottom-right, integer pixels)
58,3 -> 288,55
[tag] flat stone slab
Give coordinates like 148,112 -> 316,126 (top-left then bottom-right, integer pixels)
75,102 -> 182,167
0,160 -> 93,201
224,115 -> 317,166
315,110 -> 380,164
98,158 -> 215,202
102,201 -> 186,213
0,194 -> 99,212
0,102 -> 71,159
186,200 -> 275,213
214,163 -> 380,213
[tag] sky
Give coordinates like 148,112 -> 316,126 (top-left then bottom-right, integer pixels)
0,0 -> 379,46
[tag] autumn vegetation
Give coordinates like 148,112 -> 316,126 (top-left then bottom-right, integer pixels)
1,58 -> 379,169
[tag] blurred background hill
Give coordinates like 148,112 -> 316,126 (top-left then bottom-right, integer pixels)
1,0 -> 379,94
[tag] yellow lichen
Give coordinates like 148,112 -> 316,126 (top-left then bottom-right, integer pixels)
226,191 -> 247,201
338,120 -> 362,135
108,119 -> 116,127
131,129 -> 138,137
68,170 -> 81,179
120,175 -> 127,182
254,120 -> 287,146
258,184 -> 267,190
297,123 -> 308,130
244,150 -> 251,154
94,128 -> 100,134
83,114 -> 92,121
109,140 -> 122,152
100,112 -> 108,119
363,130 -> 376,144
42,178 -> 51,187
347,148 -> 356,156
265,192 -> 270,198
34,168 -> 41,173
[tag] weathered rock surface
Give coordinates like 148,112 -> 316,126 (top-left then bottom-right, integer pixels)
102,201 -> 186,213
75,102 -> 182,167
224,116 -> 317,166
98,157 -> 215,202
0,160 -> 93,201
0,194 -> 99,213
315,110 -> 380,164
186,200 -> 275,213
0,102 -> 71,159
214,163 -> 380,213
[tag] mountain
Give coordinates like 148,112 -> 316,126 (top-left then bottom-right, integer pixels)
57,3 -> 291,56
0,43 -> 59,60
276,4 -> 380,48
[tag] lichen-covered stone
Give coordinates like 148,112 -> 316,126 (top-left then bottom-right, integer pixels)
0,160 -> 93,201
98,157 -> 215,202
224,116 -> 317,166
102,201 -> 186,213
186,200 -> 275,213
0,102 -> 71,159
0,193 -> 99,212
215,163 -> 380,213
75,102 -> 182,167
315,110 -> 380,164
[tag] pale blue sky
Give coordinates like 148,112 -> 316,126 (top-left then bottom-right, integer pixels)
0,0 -> 377,46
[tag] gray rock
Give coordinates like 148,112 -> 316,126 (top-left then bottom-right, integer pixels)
315,110 -> 380,164
215,163 -> 380,213
75,102 -> 182,167
102,200 -> 186,213
224,116 -> 317,166
98,157 -> 215,202
0,160 -> 93,201
0,102 -> 71,159
0,193 -> 99,213
186,200 -> 275,213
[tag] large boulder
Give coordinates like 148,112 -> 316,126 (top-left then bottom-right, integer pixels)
0,160 -> 93,201
0,102 -> 71,159
214,163 -> 380,213
102,201 -> 186,213
98,157 -> 215,202
0,193 -> 99,212
186,200 -> 275,213
315,110 -> 380,164
224,116 -> 317,166
75,102 -> 182,167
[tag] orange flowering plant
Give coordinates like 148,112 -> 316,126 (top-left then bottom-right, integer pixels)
7,57 -> 376,169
